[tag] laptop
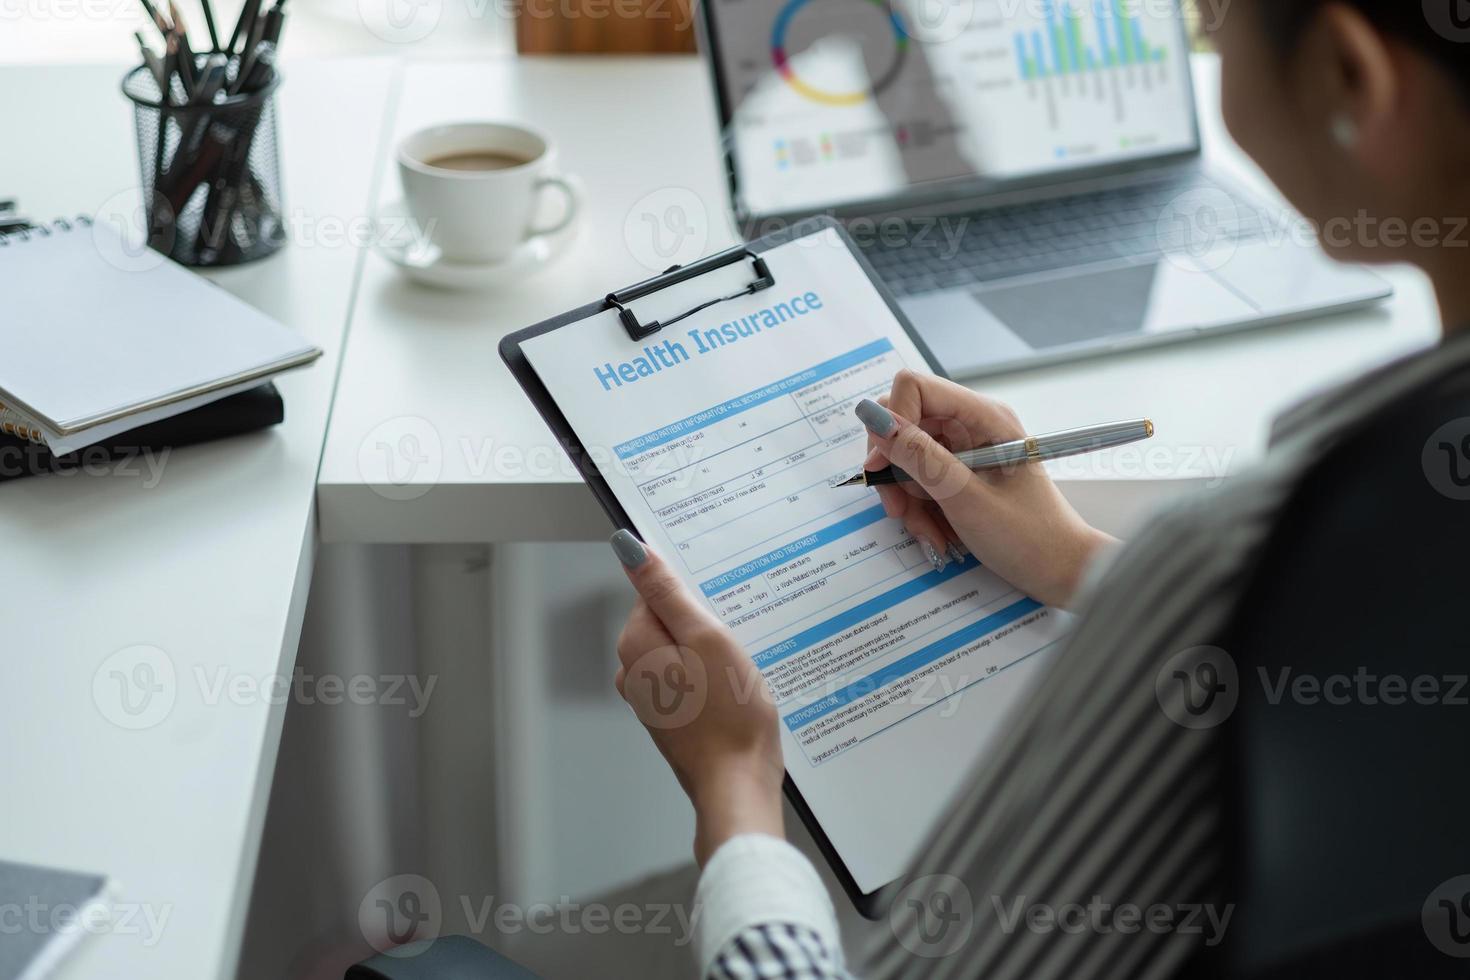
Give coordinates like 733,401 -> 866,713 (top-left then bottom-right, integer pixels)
695,0 -> 1393,377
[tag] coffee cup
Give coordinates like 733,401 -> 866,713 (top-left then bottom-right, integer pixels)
397,121 -> 580,265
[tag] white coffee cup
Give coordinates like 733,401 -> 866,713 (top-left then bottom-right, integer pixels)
397,121 -> 580,265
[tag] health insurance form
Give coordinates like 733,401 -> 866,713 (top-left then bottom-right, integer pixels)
520,232 -> 1067,892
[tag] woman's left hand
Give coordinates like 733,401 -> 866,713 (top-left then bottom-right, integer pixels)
609,530 -> 786,865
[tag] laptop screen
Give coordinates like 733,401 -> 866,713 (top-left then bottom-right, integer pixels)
704,0 -> 1200,218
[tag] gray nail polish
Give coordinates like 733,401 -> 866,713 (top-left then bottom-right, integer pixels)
610,529 -> 647,569
855,398 -> 896,437
924,541 -> 946,574
947,543 -> 966,566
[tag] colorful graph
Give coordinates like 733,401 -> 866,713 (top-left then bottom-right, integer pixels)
770,0 -> 909,106
1014,0 -> 1167,82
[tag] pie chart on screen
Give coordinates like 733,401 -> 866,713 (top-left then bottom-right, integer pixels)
769,0 -> 910,106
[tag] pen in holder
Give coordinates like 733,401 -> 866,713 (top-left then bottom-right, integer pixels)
122,57 -> 285,267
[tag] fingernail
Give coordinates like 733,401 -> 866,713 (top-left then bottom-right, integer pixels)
947,543 -> 966,565
924,541 -> 947,574
610,529 -> 647,569
855,399 -> 896,437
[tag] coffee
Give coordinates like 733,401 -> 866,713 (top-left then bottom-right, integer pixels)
423,151 -> 529,172
398,121 -> 580,264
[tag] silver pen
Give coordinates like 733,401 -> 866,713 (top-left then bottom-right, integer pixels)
832,419 -> 1155,488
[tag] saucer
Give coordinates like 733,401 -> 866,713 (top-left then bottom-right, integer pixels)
373,199 -> 581,291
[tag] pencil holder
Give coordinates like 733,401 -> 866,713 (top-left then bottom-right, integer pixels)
123,59 -> 285,267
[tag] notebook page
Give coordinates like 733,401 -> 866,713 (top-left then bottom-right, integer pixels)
0,222 -> 317,433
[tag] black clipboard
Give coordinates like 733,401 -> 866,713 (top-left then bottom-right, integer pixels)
500,215 -> 946,918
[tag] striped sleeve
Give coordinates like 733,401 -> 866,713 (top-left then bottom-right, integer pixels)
695,834 -> 850,979
710,922 -> 852,980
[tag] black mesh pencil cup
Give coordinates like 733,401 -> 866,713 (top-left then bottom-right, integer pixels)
123,59 -> 285,267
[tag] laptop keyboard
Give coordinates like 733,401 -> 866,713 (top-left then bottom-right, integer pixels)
858,173 -> 1272,296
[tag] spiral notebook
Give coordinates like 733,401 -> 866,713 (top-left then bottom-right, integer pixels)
0,218 -> 320,455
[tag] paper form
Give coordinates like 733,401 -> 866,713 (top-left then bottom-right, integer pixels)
521,229 -> 1067,891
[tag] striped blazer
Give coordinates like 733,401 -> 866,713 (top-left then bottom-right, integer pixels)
694,332 -> 1470,980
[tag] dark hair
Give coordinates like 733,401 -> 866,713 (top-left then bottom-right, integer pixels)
1260,1 -> 1470,100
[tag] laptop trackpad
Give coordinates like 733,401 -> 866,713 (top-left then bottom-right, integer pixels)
904,261 -> 1258,377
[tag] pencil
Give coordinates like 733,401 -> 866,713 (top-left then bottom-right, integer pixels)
137,0 -> 172,38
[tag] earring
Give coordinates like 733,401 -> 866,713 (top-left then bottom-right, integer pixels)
1331,114 -> 1358,149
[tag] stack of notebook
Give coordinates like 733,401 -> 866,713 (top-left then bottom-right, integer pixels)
0,217 -> 320,482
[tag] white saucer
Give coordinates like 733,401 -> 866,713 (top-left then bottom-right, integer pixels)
373,199 -> 581,291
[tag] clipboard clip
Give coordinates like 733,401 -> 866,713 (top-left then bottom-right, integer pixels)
606,248 -> 776,342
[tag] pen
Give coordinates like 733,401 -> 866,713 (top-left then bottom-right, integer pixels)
239,0 -> 285,93
237,36 -> 275,94
832,419 -> 1156,488
244,0 -> 287,88
199,0 -> 221,51
226,0 -> 262,56
263,0 -> 286,44
228,0 -> 268,93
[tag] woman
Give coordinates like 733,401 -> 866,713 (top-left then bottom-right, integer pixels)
609,1 -> 1470,976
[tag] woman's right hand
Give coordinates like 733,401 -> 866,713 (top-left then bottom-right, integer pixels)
855,370 -> 1116,610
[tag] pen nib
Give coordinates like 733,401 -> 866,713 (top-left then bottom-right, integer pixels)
830,472 -> 866,489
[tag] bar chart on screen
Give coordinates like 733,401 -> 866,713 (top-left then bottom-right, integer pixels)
1007,0 -> 1182,131
1015,0 -> 1169,80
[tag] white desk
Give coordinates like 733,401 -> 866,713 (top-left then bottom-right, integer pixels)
317,55 -> 1441,545
316,57 -> 733,542
0,50 -> 1446,980
0,59 -> 396,979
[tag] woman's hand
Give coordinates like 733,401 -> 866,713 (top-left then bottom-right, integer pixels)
856,370 -> 1115,609
609,530 -> 785,865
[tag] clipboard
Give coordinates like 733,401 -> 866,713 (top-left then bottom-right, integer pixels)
500,215 -> 946,917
